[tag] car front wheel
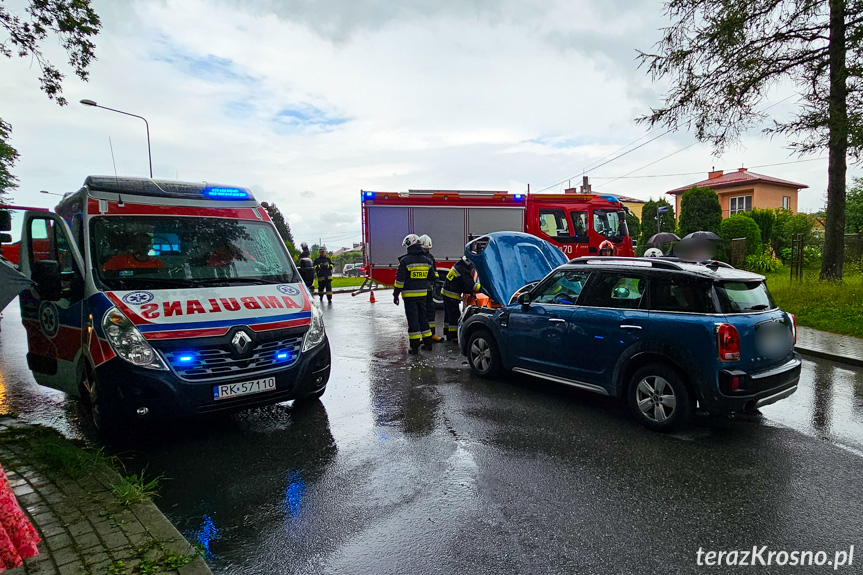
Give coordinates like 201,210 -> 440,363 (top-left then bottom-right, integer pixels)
627,364 -> 693,432
467,330 -> 503,379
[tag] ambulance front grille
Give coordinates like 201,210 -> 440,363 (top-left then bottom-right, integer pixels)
163,335 -> 304,381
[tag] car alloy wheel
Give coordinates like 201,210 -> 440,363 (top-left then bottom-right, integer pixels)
471,338 -> 492,372
466,330 -> 502,379
627,364 -> 692,431
635,375 -> 677,424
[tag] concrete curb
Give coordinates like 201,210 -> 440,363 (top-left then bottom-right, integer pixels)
795,345 -> 863,369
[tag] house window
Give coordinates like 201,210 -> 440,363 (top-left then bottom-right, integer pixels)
782,196 -> 791,210
729,196 -> 752,215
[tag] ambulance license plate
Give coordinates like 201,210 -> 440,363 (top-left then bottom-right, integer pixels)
213,377 -> 276,400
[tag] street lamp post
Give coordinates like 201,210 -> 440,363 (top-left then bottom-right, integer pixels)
80,99 -> 152,178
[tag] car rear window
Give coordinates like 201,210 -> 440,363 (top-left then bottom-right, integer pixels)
714,281 -> 777,313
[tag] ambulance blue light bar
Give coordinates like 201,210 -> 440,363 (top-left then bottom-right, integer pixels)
204,187 -> 249,200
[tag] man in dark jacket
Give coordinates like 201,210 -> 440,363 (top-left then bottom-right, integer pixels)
314,248 -> 334,304
393,234 -> 433,354
418,235 -> 443,342
441,256 -> 481,341
297,242 -> 315,289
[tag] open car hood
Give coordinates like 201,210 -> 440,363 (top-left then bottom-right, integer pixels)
465,232 -> 568,305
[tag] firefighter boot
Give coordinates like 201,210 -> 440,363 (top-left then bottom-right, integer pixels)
422,337 -> 434,351
408,340 -> 421,355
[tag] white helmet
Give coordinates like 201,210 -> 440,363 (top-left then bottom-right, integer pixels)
644,248 -> 663,258
419,234 -> 433,250
402,234 -> 420,247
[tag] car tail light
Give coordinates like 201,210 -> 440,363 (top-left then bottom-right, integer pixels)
789,313 -> 797,345
717,323 -> 740,361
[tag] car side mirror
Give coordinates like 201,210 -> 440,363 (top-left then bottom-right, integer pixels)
32,260 -> 62,301
0,211 -> 11,232
517,292 -> 531,306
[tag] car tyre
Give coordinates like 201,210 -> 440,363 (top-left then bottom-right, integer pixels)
467,329 -> 503,379
627,364 -> 693,432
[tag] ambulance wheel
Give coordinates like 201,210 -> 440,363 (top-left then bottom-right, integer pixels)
82,368 -> 122,437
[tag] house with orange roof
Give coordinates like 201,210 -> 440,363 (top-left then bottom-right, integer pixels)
666,168 -> 808,218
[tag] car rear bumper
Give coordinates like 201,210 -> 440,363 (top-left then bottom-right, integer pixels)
708,354 -> 802,413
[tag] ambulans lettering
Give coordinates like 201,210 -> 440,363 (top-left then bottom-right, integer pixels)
164,301 -> 182,317
220,297 -> 241,311
186,300 -> 206,314
258,295 -> 283,309
240,296 -> 261,310
140,303 -> 159,319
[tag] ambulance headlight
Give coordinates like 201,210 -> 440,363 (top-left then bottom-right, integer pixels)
102,307 -> 167,370
302,303 -> 326,352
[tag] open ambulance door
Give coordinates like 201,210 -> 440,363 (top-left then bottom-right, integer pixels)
18,211 -> 86,394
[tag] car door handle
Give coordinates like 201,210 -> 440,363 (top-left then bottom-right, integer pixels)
619,324 -> 642,330
548,318 -> 566,323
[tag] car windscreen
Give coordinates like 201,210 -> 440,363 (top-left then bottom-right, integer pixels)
714,280 -> 777,313
90,216 -> 298,290
593,209 -> 628,243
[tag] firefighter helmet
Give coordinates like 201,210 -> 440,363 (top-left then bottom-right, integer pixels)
599,240 -> 615,256
300,242 -> 308,250
644,247 -> 663,258
419,235 -> 433,250
402,234 -> 420,247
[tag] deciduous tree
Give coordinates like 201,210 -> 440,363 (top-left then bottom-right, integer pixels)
639,0 -> 862,280
0,0 -> 101,201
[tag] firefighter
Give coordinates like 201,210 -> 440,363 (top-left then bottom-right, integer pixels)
297,242 -> 315,289
314,247 -> 334,304
418,234 -> 443,342
393,234 -> 433,354
441,256 -> 481,341
599,240 -> 615,256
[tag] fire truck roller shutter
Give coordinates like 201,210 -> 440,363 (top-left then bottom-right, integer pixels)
411,208 -> 465,261
367,206 -> 410,267
467,208 -> 524,238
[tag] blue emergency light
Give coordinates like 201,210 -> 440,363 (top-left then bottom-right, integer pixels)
363,191 -> 376,200
600,195 -> 620,203
275,350 -> 291,361
514,194 -> 524,200
178,354 -> 195,363
203,187 -> 249,200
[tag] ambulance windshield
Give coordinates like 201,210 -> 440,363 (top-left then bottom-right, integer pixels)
90,216 -> 299,290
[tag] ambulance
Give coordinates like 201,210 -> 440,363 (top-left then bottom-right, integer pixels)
15,176 -> 330,431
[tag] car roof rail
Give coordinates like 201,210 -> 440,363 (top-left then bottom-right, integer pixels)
567,256 -> 685,271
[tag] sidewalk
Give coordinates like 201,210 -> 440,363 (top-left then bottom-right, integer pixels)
795,326 -> 863,368
0,419 -> 210,575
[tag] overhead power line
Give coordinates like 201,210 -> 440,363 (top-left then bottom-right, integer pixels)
590,156 -> 826,182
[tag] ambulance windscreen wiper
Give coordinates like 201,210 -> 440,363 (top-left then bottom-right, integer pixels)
195,277 -> 291,286
114,277 -> 208,289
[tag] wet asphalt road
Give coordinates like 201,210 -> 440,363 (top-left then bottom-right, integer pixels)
2,296 -> 863,574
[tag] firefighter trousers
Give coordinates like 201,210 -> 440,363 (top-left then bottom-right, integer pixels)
317,279 -> 333,302
425,291 -> 436,334
443,298 -> 461,338
404,297 -> 431,347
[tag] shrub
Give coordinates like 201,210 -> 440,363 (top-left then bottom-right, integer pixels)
720,214 -> 762,259
678,186 -> 721,237
747,209 -> 776,246
744,248 -> 782,273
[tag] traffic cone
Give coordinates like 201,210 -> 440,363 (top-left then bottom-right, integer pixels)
369,290 -> 376,303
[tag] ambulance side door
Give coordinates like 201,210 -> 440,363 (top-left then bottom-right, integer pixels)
18,211 -> 86,394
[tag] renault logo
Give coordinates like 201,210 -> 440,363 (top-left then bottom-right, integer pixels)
231,330 -> 253,354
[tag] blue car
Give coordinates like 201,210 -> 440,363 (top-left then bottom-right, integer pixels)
458,232 -> 801,431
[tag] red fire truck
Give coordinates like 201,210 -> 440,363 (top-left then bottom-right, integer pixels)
359,188 -> 634,289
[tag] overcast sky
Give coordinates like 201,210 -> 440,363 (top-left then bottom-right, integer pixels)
1,0 -> 839,248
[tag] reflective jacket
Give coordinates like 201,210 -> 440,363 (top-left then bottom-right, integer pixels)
441,258 -> 480,300
314,256 -> 334,279
394,245 -> 432,298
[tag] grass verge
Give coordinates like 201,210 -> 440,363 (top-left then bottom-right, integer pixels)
764,268 -> 863,338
